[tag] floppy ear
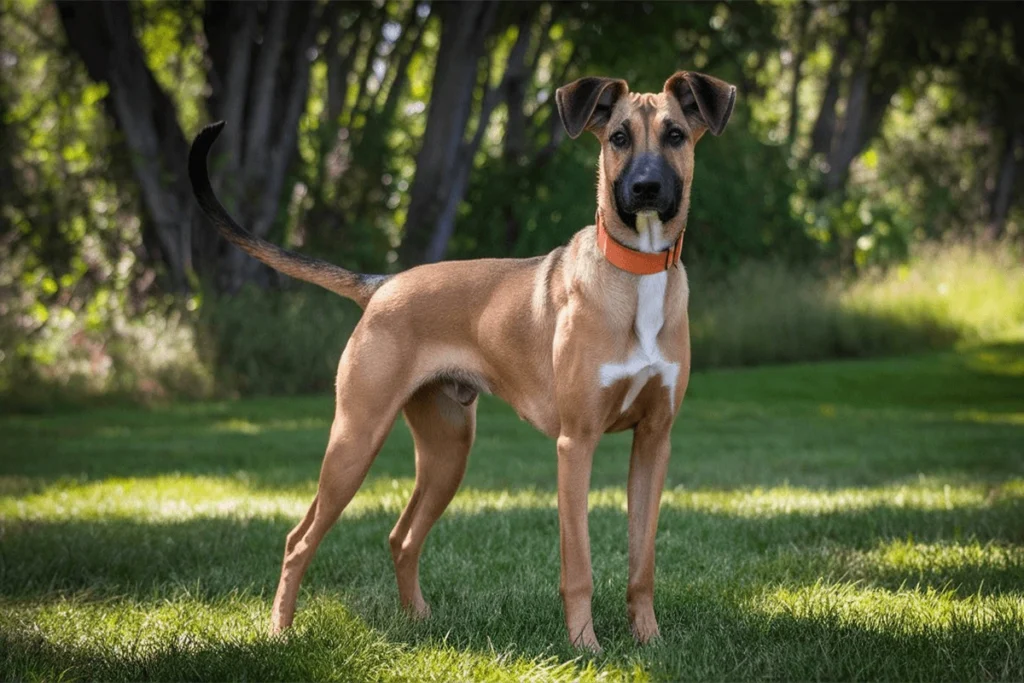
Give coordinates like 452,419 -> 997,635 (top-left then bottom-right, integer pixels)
664,71 -> 736,138
555,76 -> 629,139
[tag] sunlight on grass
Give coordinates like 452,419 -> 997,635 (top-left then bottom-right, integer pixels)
207,417 -> 330,435
954,410 -> 1024,425
211,418 -> 264,435
852,538 -> 1024,591
750,580 -> 1023,634
1,596 -> 637,683
5,475 -> 1021,523
964,345 -> 1024,377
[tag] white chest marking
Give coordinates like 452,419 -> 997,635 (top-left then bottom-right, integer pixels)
598,213 -> 681,412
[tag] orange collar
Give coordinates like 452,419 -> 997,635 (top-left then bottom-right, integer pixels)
595,211 -> 684,275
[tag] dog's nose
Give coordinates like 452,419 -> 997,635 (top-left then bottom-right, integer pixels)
632,180 -> 661,201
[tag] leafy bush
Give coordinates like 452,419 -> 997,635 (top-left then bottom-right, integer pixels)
196,287 -> 361,397
0,301 -> 212,413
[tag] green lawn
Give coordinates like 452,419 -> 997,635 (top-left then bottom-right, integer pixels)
2,343 -> 1023,681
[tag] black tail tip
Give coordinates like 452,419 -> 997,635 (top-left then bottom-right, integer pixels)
189,121 -> 227,190
197,120 -> 226,145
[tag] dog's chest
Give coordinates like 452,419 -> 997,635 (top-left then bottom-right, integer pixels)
597,216 -> 681,412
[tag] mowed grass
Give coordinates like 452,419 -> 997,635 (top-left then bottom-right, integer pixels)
2,343 -> 1023,681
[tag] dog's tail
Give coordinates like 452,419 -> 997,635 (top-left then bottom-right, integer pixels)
188,121 -> 384,308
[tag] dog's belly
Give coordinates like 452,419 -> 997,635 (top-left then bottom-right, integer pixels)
513,400 -> 560,438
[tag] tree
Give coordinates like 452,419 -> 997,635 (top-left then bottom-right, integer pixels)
396,1 -> 502,265
56,0 -> 321,292
57,1 -> 198,292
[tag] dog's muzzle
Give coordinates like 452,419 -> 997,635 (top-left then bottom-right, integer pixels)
613,153 -> 683,227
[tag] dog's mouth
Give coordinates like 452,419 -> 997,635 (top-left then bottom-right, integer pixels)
613,179 -> 683,229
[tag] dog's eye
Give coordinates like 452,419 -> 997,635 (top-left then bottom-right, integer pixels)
609,131 -> 629,148
666,129 -> 685,146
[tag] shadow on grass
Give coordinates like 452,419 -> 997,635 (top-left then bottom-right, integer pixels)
4,494 -> 1022,604
2,401 -> 1022,496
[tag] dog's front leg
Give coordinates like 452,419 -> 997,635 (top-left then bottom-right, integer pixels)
626,416 -> 672,643
556,430 -> 601,651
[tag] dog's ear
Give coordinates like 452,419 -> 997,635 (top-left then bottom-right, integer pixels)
664,71 -> 736,138
555,76 -> 629,139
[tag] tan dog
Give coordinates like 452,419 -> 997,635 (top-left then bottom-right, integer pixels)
189,70 -> 735,650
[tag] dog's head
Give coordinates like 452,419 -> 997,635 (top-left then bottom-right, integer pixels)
556,72 -> 735,244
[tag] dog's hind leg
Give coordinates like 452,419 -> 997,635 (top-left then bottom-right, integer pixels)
269,335 -> 409,634
389,383 -> 476,618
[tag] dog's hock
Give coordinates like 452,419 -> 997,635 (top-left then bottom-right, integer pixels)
663,71 -> 737,138
555,76 -> 629,139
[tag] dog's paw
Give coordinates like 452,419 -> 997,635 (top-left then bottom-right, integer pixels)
404,597 -> 431,621
630,611 -> 661,645
570,626 -> 602,653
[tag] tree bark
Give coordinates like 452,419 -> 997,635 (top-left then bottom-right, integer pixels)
822,4 -> 899,194
398,1 -> 500,266
810,7 -> 853,158
59,0 -> 321,293
425,7 -> 536,263
787,1 -> 809,146
824,66 -> 899,193
986,125 -> 1022,240
210,2 -> 321,291
57,0 -> 196,293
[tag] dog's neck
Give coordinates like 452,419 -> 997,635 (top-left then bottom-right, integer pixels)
595,210 -> 684,275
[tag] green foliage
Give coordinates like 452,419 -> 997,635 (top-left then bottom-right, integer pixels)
2,346 -> 1023,680
0,284 -> 212,413
197,287 -> 361,397
684,105 -> 811,267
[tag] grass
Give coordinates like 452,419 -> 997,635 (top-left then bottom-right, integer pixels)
1,341 -> 1023,680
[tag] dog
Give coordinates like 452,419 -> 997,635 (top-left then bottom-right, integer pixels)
188,70 -> 735,651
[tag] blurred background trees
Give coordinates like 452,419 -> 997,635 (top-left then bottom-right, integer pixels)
1,0 -> 1022,405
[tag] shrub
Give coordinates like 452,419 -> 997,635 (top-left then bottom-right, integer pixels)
196,286 -> 360,397
0,302 -> 212,413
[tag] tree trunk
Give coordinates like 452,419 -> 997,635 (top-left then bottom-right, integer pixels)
196,2 -> 257,277
425,7 -> 536,263
986,125 -> 1022,240
787,1 -> 809,146
810,8 -> 853,158
57,0 -> 197,293
504,8 -> 542,163
823,5 -> 899,194
824,67 -> 899,193
348,3 -> 429,219
398,1 -> 500,266
207,2 -> 321,291
59,1 -> 320,294
316,8 -> 366,199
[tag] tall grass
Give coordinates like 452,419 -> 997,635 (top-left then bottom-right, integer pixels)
1,240 -> 1020,410
689,240 -> 1024,368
